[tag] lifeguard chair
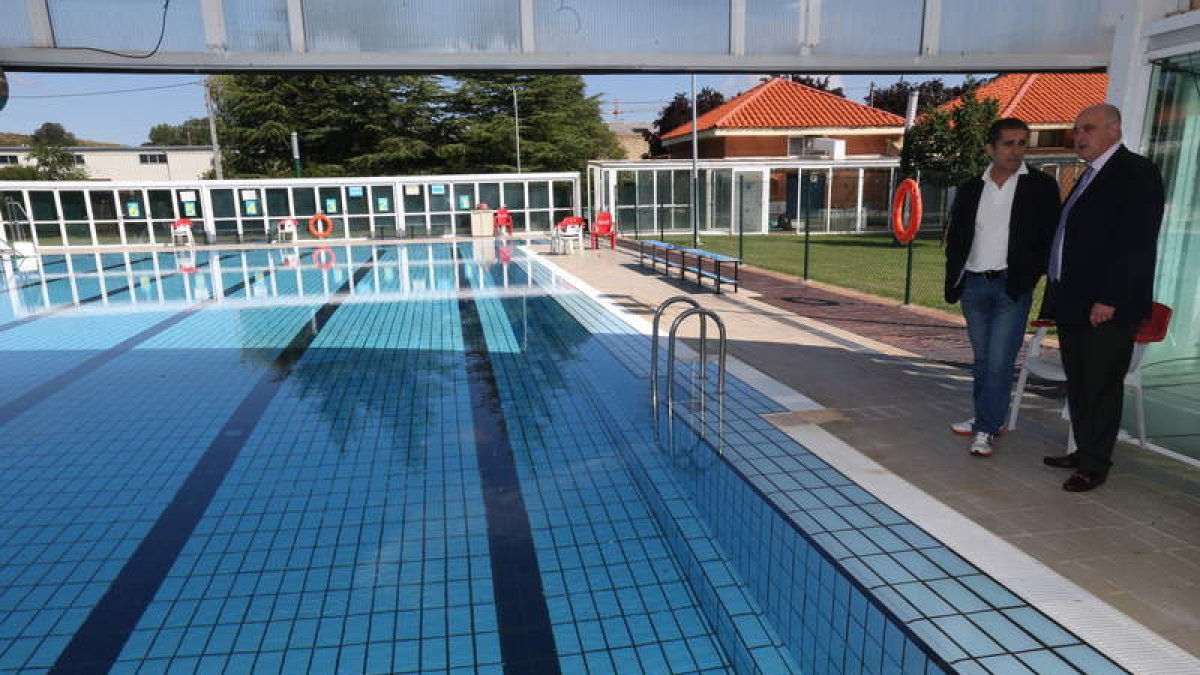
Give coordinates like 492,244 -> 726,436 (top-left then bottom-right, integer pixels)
170,218 -> 195,246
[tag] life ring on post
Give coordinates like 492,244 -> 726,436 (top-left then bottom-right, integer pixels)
308,212 -> 334,239
312,246 -> 336,270
891,178 -> 923,244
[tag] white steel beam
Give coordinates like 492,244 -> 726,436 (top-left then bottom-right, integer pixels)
200,0 -> 227,51
25,0 -> 54,48
0,48 -> 1111,73
520,0 -> 535,54
800,0 -> 821,55
730,0 -> 746,56
921,0 -> 942,56
287,0 -> 306,53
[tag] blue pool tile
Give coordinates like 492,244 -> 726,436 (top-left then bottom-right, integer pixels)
860,554 -> 918,585
1000,606 -> 1078,648
1054,644 -> 1125,675
1015,648 -> 1079,674
922,547 -> 978,577
968,610 -> 1039,652
872,587 -> 922,623
959,575 -> 1023,610
931,615 -> 1004,658
892,581 -> 955,618
926,578 -> 988,614
978,653 -> 1037,674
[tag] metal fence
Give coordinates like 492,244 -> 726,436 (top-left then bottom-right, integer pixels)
1,173 -> 580,248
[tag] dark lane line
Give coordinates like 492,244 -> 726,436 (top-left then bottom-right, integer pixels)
0,252 -> 235,335
457,242 -> 561,675
0,252 -> 247,422
48,249 -> 380,675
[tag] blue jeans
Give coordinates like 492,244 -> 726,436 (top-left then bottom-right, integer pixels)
960,273 -> 1033,434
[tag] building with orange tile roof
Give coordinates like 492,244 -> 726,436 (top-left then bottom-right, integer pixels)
660,77 -> 905,160
940,73 -> 1108,154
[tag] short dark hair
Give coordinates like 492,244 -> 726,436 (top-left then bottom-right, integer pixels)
986,118 -> 1030,145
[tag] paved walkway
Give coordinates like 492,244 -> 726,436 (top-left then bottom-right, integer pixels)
548,242 -> 1200,662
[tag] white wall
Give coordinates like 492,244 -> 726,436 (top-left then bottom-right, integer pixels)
0,147 -> 214,181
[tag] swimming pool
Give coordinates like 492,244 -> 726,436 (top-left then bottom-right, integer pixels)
0,242 -> 1123,673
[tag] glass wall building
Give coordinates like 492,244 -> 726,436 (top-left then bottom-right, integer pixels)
1142,53 -> 1200,457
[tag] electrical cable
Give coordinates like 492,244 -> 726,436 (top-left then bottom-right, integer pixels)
12,79 -> 203,99
67,0 -> 172,60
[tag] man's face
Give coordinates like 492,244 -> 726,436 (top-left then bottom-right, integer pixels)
1073,108 -> 1121,162
985,128 -> 1029,174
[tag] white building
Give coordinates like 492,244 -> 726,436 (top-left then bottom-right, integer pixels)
0,145 -> 214,181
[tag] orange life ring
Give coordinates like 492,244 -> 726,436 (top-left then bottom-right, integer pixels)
891,178 -> 922,244
308,213 -> 333,239
312,246 -> 336,270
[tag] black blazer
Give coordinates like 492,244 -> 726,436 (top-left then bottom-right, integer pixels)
944,166 -> 1060,304
1042,145 -> 1165,326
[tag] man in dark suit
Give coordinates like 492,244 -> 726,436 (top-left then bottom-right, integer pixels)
944,118 -> 1060,457
1042,104 -> 1165,492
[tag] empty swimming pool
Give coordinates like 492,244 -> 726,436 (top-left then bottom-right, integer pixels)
0,242 -> 1122,674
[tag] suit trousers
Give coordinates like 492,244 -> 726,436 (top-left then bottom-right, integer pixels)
1057,321 -> 1138,477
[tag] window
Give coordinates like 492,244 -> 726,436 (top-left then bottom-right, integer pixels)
72,155 -> 85,165
0,155 -> 18,165
139,153 -> 168,164
1033,129 -> 1065,148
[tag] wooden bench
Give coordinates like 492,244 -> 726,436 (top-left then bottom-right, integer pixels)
637,240 -> 740,293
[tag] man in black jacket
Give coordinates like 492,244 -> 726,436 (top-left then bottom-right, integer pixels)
1041,104 -> 1165,492
944,118 -> 1060,457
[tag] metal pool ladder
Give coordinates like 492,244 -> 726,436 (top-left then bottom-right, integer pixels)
650,296 -> 727,455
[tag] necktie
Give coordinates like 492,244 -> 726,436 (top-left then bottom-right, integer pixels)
1048,165 -> 1095,281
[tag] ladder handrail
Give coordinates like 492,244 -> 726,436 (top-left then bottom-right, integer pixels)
651,295 -> 704,417
666,307 -> 727,456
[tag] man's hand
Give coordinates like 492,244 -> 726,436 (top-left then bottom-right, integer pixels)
1090,302 -> 1115,326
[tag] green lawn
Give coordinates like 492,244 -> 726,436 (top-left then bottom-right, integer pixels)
649,232 -> 1046,320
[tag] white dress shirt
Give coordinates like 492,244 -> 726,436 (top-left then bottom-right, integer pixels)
965,162 -> 1028,273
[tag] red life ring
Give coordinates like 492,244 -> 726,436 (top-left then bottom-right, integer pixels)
308,213 -> 334,239
891,178 -> 923,244
312,246 -> 336,270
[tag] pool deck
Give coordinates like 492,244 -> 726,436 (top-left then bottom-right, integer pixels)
543,241 -> 1200,669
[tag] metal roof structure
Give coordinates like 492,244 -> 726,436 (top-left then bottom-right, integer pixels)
0,0 -> 1140,73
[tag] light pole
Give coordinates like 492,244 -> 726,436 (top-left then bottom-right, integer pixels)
204,77 -> 223,180
511,86 -> 522,174
291,130 -> 302,177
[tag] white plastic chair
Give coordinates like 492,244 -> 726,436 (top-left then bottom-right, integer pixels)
555,216 -> 584,254
1008,302 -> 1173,449
276,218 -> 298,243
170,218 -> 195,246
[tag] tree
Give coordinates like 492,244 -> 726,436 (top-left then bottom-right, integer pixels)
772,74 -> 845,97
901,89 -> 999,186
147,118 -> 211,146
29,144 -> 88,180
31,122 -> 77,147
647,87 -> 726,156
210,74 -> 444,178
23,122 -> 87,180
439,75 -> 622,174
0,165 -> 38,180
868,77 -> 976,117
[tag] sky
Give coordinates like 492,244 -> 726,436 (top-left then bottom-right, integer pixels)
0,71 -> 974,146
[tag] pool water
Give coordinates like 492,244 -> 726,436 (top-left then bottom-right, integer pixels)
0,242 -> 1124,674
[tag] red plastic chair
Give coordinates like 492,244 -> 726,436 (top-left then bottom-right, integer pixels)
1008,302 -> 1172,449
590,211 -> 618,249
493,208 -> 513,236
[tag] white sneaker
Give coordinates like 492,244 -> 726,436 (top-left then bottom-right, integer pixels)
951,418 -> 1005,436
951,418 -> 975,435
970,432 -> 994,457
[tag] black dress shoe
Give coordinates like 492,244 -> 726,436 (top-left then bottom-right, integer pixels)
1063,471 -> 1106,492
1043,454 -> 1080,469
